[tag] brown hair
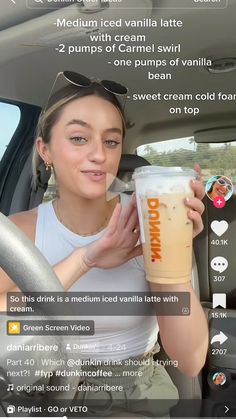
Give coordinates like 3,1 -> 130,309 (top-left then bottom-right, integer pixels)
32,82 -> 126,185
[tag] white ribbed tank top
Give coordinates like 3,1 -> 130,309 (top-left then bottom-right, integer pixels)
35,193 -> 158,360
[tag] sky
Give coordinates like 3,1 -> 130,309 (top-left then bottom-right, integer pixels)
0,102 -> 20,160
137,137 -> 195,156
137,136 -> 236,157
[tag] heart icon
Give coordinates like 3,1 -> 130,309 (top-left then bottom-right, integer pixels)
211,220 -> 228,237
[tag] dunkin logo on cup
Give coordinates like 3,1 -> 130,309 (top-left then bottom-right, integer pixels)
147,198 -> 162,262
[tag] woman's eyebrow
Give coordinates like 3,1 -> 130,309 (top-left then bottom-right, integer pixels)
66,119 -> 122,134
66,119 -> 91,128
105,127 -> 122,135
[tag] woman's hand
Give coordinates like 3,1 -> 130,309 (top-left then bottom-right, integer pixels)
83,195 -> 142,269
185,163 -> 205,238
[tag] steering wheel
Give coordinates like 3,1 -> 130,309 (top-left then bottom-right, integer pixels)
0,213 -> 79,410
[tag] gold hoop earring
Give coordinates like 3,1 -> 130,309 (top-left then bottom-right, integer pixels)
45,161 -> 53,171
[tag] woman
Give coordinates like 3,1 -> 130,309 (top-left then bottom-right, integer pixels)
0,72 -> 208,417
206,175 -> 233,201
212,372 -> 226,386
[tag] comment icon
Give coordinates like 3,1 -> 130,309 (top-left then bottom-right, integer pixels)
210,257 -> 228,273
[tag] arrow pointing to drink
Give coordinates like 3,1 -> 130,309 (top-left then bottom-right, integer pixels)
210,331 -> 228,345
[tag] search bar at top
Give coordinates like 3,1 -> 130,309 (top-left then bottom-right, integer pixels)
26,0 -> 119,9
26,0 -> 83,8
26,0 -> 228,9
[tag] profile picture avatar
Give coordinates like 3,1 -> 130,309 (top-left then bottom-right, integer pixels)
212,372 -> 226,386
205,175 -> 233,201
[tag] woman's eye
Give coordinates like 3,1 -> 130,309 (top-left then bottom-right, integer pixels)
105,140 -> 121,148
70,136 -> 87,144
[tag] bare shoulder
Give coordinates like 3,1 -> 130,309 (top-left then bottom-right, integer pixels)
8,208 -> 38,242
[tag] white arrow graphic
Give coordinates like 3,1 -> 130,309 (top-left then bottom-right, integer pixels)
225,406 -> 229,414
106,174 -> 134,201
210,331 -> 228,345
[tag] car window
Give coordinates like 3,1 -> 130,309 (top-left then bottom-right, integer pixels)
137,137 -> 236,183
0,102 -> 20,161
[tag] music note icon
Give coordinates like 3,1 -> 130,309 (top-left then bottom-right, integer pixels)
7,384 -> 14,392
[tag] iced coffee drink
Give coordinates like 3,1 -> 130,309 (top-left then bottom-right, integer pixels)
132,166 -> 196,284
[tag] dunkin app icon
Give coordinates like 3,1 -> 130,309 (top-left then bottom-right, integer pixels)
133,166 -> 196,284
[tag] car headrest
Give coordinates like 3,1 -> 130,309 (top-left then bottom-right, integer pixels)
118,154 -> 151,173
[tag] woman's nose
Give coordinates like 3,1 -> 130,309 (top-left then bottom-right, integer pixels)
88,140 -> 106,163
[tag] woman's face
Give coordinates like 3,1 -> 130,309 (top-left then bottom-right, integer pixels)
38,95 -> 123,200
213,373 -> 225,385
211,177 -> 231,199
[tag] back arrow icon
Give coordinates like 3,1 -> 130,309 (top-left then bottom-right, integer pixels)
210,331 -> 228,345
225,406 -> 229,414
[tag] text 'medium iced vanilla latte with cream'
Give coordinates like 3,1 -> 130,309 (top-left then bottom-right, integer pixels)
132,166 -> 197,284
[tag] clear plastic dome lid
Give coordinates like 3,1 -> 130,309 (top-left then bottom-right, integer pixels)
132,166 -> 197,180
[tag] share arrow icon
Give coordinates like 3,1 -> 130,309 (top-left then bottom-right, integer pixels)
210,331 -> 228,345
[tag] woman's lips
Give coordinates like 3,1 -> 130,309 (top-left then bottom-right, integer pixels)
81,170 -> 106,182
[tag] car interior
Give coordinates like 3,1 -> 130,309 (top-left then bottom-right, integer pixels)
0,0 -> 236,417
